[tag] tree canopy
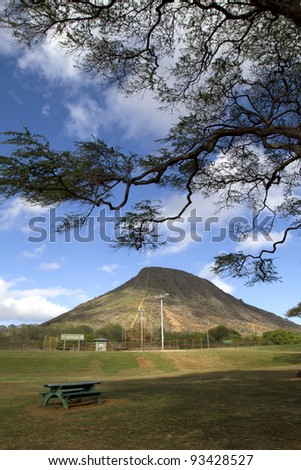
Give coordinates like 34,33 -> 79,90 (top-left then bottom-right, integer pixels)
287,302 -> 301,319
0,1 -> 301,284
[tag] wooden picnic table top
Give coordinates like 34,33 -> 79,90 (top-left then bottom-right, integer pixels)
43,380 -> 101,388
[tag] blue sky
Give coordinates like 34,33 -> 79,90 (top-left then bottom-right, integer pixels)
0,24 -> 300,327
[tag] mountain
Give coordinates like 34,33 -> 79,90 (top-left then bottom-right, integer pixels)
46,267 -> 301,334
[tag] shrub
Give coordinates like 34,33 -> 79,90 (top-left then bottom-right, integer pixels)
262,329 -> 301,345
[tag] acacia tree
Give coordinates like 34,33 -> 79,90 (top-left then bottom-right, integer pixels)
287,302 -> 301,320
0,1 -> 301,284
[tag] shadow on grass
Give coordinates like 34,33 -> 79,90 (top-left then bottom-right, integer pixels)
101,368 -> 301,450
1,368 -> 301,450
111,371 -> 301,449
273,353 -> 301,365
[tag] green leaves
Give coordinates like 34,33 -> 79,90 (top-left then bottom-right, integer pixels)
213,252 -> 281,285
113,200 -> 165,251
286,301 -> 301,318
0,128 -> 135,209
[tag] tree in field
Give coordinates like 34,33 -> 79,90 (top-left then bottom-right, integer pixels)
208,325 -> 241,343
0,1 -> 301,284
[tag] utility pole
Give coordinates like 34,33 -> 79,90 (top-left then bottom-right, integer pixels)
205,319 -> 210,348
139,308 -> 145,350
122,322 -> 127,349
154,294 -> 169,350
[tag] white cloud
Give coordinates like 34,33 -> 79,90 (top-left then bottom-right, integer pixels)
236,229 -> 292,253
210,278 -> 234,294
39,262 -> 61,271
98,263 -> 119,274
104,89 -> 173,140
20,245 -> 46,259
17,37 -> 82,85
1,296 -> 66,324
64,88 -> 173,141
0,198 -> 26,231
146,191 -> 247,258
198,262 -> 234,294
0,198 -> 48,232
3,27 -> 173,143
65,95 -> 104,139
0,27 -> 20,56
0,277 -> 87,324
12,286 -> 81,299
148,233 -> 192,257
156,190 -> 294,260
41,103 -> 51,116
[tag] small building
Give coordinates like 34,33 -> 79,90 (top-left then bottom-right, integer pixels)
94,338 -> 109,352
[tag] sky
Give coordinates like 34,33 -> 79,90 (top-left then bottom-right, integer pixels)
0,21 -> 300,327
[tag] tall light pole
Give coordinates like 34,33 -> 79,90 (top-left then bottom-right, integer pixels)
139,308 -> 145,350
205,319 -> 210,349
155,294 -> 169,350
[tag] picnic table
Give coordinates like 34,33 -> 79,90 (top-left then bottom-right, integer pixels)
40,380 -> 103,409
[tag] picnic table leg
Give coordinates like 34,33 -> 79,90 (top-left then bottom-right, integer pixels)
41,392 -> 70,409
41,393 -> 52,407
60,395 -> 70,410
97,392 -> 104,403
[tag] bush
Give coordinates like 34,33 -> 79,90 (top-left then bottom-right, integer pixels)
208,325 -> 241,343
262,329 -> 301,345
95,323 -> 123,342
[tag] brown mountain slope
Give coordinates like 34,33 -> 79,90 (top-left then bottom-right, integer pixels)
46,267 -> 301,334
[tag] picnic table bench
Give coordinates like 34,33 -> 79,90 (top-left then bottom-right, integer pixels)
40,380 -> 103,409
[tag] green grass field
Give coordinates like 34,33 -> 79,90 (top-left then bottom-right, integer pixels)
0,346 -> 301,450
